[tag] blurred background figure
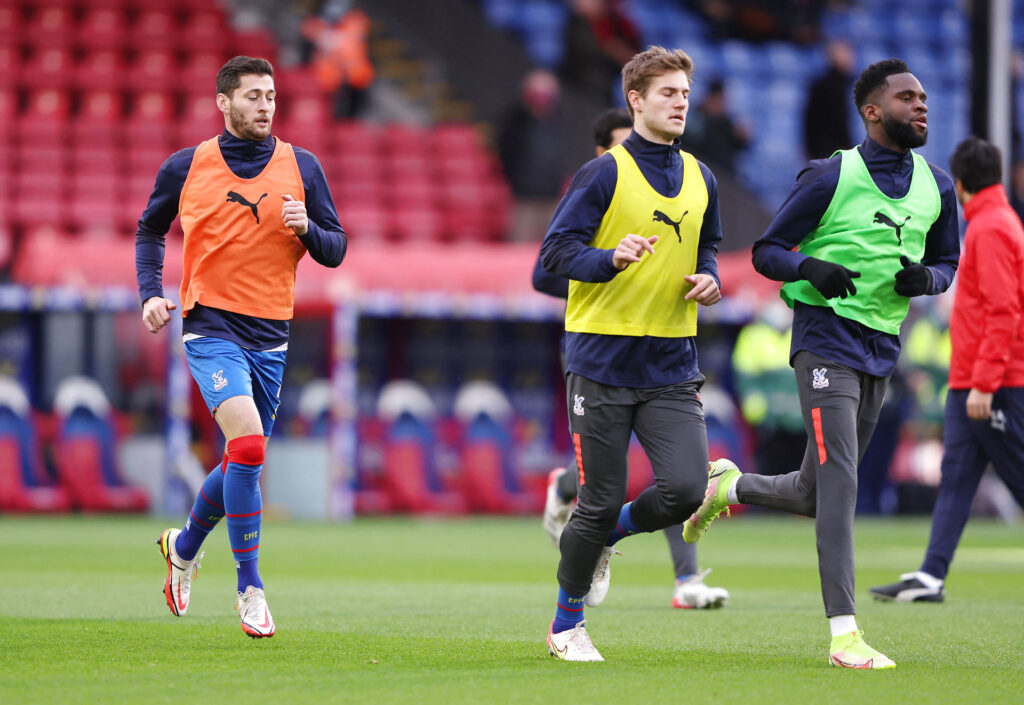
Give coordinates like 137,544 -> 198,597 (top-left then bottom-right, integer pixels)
561,0 -> 642,103
803,40 -> 855,160
731,301 -> 804,477
499,69 -> 567,242
680,77 -> 750,177
301,0 -> 375,118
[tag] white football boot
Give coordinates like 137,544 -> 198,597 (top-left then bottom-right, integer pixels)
584,546 -> 621,607
542,467 -> 574,546
672,568 -> 729,609
157,528 -> 203,616
547,621 -> 604,662
236,586 -> 276,638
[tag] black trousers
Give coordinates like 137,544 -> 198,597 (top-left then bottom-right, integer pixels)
557,373 -> 709,596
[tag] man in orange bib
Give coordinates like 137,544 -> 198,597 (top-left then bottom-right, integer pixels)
135,56 -> 347,638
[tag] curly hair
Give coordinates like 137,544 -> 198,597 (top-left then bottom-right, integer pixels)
852,58 -> 910,111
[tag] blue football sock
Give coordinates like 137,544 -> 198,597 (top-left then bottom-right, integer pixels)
175,463 -> 225,561
553,586 -> 586,633
236,557 -> 263,592
223,435 -> 265,593
605,502 -> 643,546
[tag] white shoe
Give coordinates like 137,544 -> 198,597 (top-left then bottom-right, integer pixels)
157,528 -> 203,616
584,546 -> 621,607
236,586 -> 275,638
542,467 -> 574,546
547,621 -> 604,662
672,568 -> 729,609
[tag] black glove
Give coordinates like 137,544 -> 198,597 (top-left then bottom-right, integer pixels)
894,255 -> 931,297
799,257 -> 860,299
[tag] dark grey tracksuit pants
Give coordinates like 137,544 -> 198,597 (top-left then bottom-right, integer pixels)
736,351 -> 888,617
557,373 -> 709,596
559,456 -> 700,578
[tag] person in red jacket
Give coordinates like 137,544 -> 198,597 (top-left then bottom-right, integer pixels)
871,136 -> 1024,603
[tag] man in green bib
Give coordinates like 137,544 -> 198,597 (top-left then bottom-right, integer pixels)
682,59 -> 960,668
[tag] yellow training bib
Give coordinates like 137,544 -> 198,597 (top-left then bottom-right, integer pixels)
565,145 -> 708,337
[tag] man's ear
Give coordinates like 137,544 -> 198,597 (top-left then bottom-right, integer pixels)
861,102 -> 881,124
216,93 -> 230,114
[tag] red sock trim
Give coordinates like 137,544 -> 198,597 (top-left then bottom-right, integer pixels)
220,452 -> 229,475
227,435 -> 265,466
811,407 -> 827,465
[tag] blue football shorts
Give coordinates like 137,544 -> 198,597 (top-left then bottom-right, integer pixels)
184,336 -> 287,437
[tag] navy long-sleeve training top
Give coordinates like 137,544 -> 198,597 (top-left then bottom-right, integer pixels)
136,130 -> 347,350
539,131 -> 722,388
751,137 -> 960,377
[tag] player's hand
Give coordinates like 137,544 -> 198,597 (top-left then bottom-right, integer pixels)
684,273 -> 721,305
141,296 -> 177,334
612,233 -> 658,270
799,257 -> 860,299
966,388 -> 993,420
893,255 -> 932,297
281,194 -> 308,235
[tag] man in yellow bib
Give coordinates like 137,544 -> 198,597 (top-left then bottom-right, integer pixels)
539,46 -> 729,661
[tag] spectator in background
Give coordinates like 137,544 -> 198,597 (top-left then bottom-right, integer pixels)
560,0 -> 641,102
499,69 -> 567,243
301,0 -> 375,118
731,301 -> 804,476
803,40 -> 855,160
680,78 -> 750,176
871,137 -> 1024,604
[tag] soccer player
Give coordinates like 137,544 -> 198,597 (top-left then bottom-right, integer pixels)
682,59 -> 960,669
136,56 -> 347,638
536,107 -> 729,611
871,137 -> 1024,603
539,46 -> 730,661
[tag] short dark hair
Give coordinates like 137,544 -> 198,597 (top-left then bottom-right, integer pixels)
592,108 -> 632,149
949,136 -> 1003,193
216,56 -> 274,97
852,58 -> 910,112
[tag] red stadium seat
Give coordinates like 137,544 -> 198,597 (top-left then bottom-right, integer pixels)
179,51 -> 227,95
126,50 -> 177,92
331,121 -> 381,154
231,28 -> 279,65
387,204 -> 445,243
23,5 -> 74,48
77,88 -> 125,125
18,47 -> 75,89
0,44 -> 20,89
179,9 -> 229,51
70,144 -> 121,176
338,203 -> 388,241
0,7 -> 23,54
129,9 -> 179,52
75,7 -> 130,51
67,173 -> 121,234
73,49 -> 129,91
56,436 -> 149,512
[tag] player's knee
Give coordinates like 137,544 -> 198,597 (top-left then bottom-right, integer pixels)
226,434 -> 265,467
661,481 -> 705,519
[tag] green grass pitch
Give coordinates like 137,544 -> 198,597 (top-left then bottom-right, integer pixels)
0,513 -> 1021,704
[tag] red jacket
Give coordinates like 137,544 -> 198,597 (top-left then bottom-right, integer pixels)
949,184 -> 1024,391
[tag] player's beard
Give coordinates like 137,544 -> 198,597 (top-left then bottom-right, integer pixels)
228,105 -> 271,141
882,113 -> 926,150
